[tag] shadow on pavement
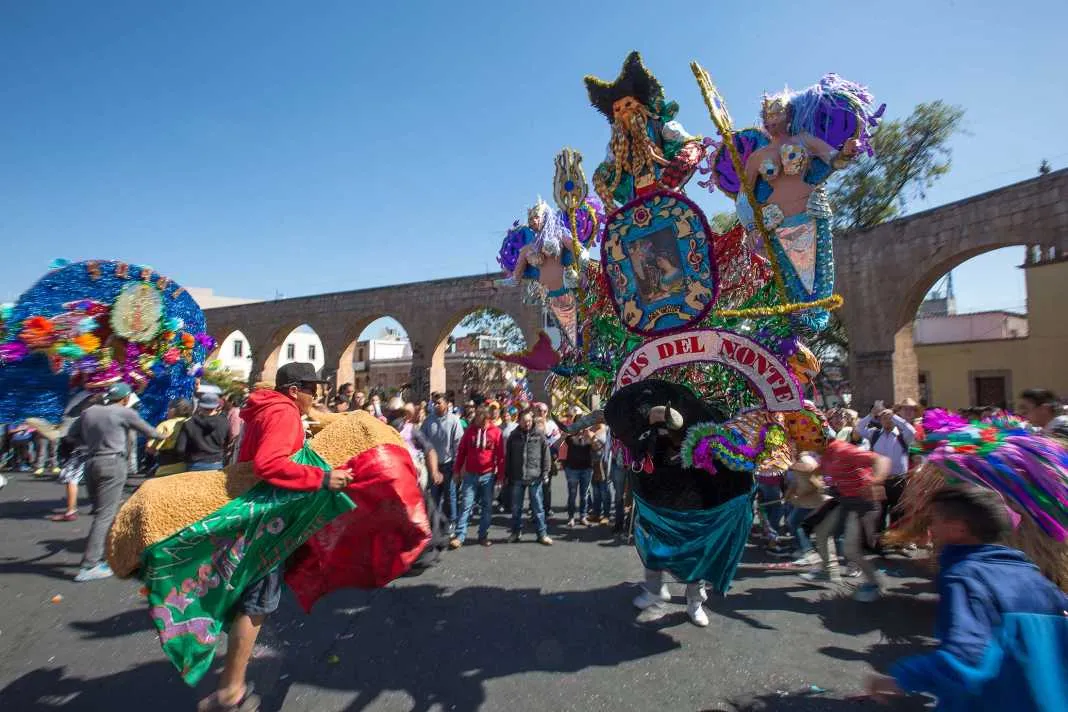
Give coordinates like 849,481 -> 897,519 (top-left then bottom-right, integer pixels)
0,664 -> 194,712
0,496 -> 68,521
0,537 -> 87,581
717,687 -> 931,710
70,608 -> 154,639
2,582 -> 682,712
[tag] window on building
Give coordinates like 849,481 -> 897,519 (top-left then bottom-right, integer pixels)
286,343 -> 296,360
357,347 -> 364,361
308,344 -> 317,360
233,339 -> 244,358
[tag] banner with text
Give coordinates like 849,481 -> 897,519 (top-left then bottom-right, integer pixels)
614,330 -> 803,411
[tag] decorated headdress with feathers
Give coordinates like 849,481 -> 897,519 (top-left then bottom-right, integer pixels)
916,409 -> 1068,541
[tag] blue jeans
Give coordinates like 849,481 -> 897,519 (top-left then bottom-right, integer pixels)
564,467 -> 593,520
787,506 -> 814,553
757,480 -> 785,538
591,479 -> 611,518
429,461 -> 458,528
455,473 -> 494,542
187,460 -> 223,472
511,480 -> 547,536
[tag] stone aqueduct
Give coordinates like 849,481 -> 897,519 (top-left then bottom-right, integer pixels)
206,169 -> 1068,408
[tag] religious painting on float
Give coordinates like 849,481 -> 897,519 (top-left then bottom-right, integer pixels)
602,191 -> 717,336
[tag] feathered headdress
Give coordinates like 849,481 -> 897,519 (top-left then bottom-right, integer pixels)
584,51 -> 667,122
916,409 -> 1068,541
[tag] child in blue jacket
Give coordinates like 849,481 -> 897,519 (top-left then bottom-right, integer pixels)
866,486 -> 1068,710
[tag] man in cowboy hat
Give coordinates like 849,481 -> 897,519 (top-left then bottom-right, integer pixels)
584,51 -> 706,208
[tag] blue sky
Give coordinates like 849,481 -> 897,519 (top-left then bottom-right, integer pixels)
1,0 -> 1063,332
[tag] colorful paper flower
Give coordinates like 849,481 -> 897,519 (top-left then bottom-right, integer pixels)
162,348 -> 181,365
19,315 -> 57,348
73,333 -> 101,353
0,341 -> 30,363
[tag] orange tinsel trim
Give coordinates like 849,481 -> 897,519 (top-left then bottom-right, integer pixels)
180,332 -> 195,349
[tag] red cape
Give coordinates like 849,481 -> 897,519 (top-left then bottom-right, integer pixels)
284,443 -> 431,612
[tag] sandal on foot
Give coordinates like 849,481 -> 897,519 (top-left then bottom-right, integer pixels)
49,511 -> 78,522
197,684 -> 260,712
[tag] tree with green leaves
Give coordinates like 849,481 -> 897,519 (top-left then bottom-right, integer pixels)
828,100 -> 966,233
201,361 -> 246,397
456,308 -> 526,351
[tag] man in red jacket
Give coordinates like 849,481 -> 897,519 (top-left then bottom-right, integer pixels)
200,362 -> 353,712
449,406 -> 504,548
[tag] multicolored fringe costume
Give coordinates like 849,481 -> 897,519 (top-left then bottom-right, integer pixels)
888,410 -> 1068,592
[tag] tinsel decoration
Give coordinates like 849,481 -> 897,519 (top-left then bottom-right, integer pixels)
915,409 -> 1068,541
0,261 -> 208,425
681,419 -> 788,473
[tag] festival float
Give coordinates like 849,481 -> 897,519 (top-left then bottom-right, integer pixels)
0,259 -> 214,425
491,51 -> 885,623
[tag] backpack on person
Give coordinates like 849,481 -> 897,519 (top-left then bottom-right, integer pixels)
870,427 -> 908,453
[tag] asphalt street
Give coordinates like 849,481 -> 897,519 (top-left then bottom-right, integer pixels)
0,471 -> 936,711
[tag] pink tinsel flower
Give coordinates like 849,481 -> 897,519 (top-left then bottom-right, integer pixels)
195,333 -> 216,351
162,348 -> 181,365
0,341 -> 30,363
922,408 -> 969,433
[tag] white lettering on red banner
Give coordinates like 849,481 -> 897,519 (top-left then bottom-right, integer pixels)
614,330 -> 802,411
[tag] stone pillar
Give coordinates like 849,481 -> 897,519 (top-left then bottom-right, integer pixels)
527,370 -> 549,404
334,342 -> 356,392
848,326 -> 919,410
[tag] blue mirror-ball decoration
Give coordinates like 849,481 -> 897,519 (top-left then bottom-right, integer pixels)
0,261 -> 208,426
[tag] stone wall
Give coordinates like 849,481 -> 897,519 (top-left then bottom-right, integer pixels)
837,168 -> 1068,409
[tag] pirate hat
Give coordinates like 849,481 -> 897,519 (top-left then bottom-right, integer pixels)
584,51 -> 664,122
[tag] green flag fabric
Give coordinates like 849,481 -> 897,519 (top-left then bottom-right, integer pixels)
141,444 -> 355,684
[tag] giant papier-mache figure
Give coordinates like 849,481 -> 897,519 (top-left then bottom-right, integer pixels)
585,51 -> 706,210
488,52 -> 885,628
700,72 -> 884,331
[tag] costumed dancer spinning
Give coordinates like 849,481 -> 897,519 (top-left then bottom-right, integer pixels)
699,72 -> 883,330
606,381 -> 756,627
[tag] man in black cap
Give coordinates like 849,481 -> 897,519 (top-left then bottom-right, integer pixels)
199,362 -> 353,712
71,382 -> 163,582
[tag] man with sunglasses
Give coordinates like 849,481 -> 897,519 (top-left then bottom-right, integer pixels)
199,362 -> 352,712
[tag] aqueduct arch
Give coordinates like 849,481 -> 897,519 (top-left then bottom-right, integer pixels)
204,275 -> 544,400
836,168 -> 1068,409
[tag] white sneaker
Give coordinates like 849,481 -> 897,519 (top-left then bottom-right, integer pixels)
687,599 -> 710,627
635,603 -> 669,623
853,583 -> 882,603
74,563 -> 113,582
790,551 -> 821,567
632,584 -> 671,609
